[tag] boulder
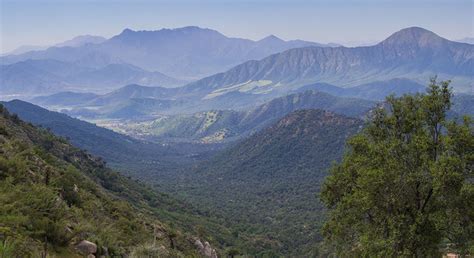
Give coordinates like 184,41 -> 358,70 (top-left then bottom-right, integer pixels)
193,238 -> 217,258
76,240 -> 97,255
203,241 -> 218,258
194,239 -> 205,250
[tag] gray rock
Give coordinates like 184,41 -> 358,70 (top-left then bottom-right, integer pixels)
193,238 -> 217,258
76,240 -> 97,255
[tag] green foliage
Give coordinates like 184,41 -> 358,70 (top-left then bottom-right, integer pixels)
0,237 -> 17,258
169,109 -> 363,255
321,78 -> 474,256
2,99 -> 218,181
129,242 -> 169,257
0,104 -> 226,257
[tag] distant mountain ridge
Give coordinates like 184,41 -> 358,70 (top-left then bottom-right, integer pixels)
109,90 -> 375,143
1,26 -> 336,82
55,35 -> 106,47
455,37 -> 474,45
3,27 -> 472,99
24,77 -> 436,121
297,78 -> 427,101
1,35 -> 106,56
182,27 -> 474,96
0,59 -> 185,96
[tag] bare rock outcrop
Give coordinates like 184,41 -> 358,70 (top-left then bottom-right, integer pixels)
193,238 -> 218,258
76,240 -> 97,256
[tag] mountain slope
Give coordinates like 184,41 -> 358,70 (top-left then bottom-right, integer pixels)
456,37 -> 474,44
29,84 -> 182,118
168,109 -> 364,255
1,26 -> 334,80
1,35 -> 106,56
54,35 -> 106,48
298,78 -> 427,101
66,63 -> 185,89
183,27 -> 474,97
31,91 -> 100,107
86,84 -> 179,106
451,93 -> 474,116
0,60 -> 184,96
0,104 -> 226,257
114,90 -> 375,143
1,100 -> 220,177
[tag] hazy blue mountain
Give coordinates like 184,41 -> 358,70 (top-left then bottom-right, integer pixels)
31,91 -> 99,107
2,35 -> 106,56
114,90 -> 374,143
297,80 -> 474,116
1,45 -> 49,56
68,85 -> 183,118
86,84 -> 179,105
0,60 -> 184,96
456,37 -> 474,44
168,109 -> 364,255
297,78 -> 427,100
452,93 -> 474,116
27,84 -> 188,119
183,27 -> 474,97
30,78 -> 467,123
54,35 -> 106,47
8,27 -> 471,114
0,59 -> 78,96
66,63 -> 185,89
1,26 -> 335,80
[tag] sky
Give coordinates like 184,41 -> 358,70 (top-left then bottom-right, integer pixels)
1,0 -> 473,53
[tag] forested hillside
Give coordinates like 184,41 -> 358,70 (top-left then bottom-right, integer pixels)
0,104 -> 232,257
169,109 -> 364,256
111,90 -> 374,143
2,100 -> 222,179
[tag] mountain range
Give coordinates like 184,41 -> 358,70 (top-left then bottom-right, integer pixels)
182,27 -> 474,100
26,77 -> 449,122
0,60 -> 185,96
1,35 -> 107,56
298,78 -> 427,101
2,26 -> 472,101
112,90 -> 375,143
0,26 -> 336,84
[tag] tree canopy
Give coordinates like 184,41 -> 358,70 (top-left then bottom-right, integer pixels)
321,78 -> 474,256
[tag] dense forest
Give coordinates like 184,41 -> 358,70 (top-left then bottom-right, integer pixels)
166,109 -> 364,256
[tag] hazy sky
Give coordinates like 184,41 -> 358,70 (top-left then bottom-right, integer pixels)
1,0 -> 473,53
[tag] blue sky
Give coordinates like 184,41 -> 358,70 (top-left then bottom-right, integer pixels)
1,0 -> 473,53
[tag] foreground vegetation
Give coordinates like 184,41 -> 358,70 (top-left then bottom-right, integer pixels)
0,104 -> 231,257
321,79 -> 474,256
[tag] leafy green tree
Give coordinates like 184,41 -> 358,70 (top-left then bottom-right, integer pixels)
321,78 -> 473,256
